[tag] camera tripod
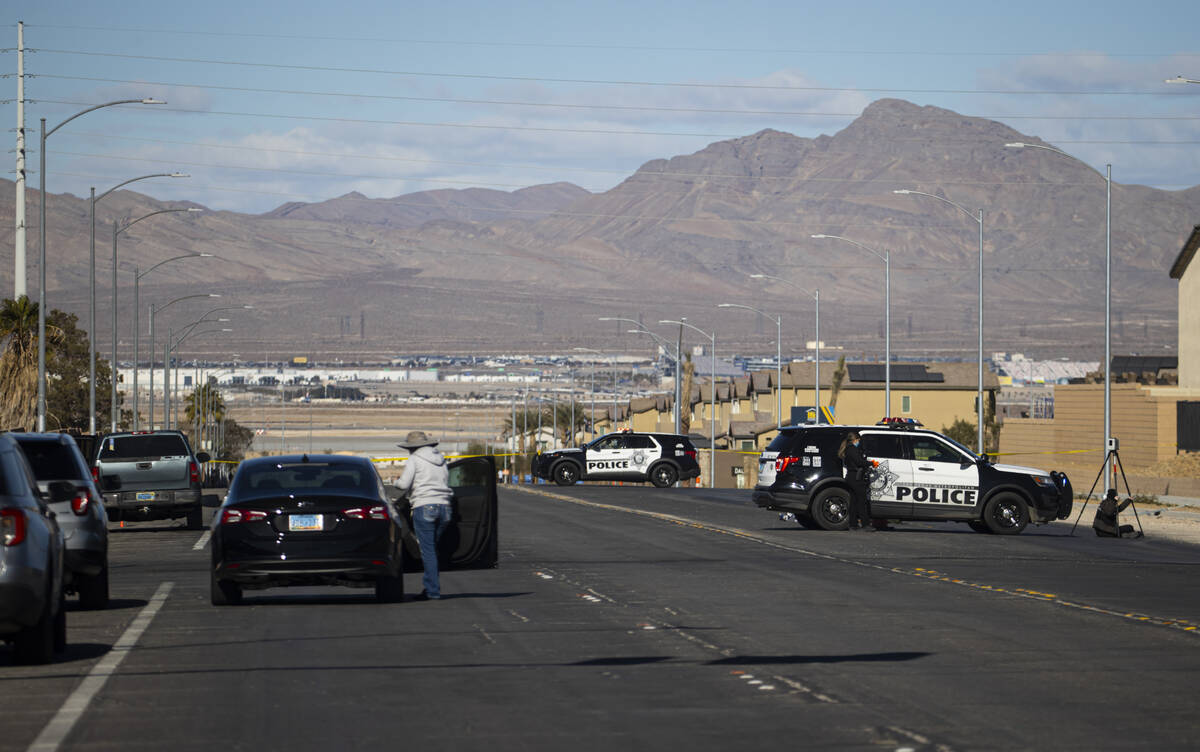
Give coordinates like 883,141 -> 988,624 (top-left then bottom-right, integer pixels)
1070,447 -> 1144,537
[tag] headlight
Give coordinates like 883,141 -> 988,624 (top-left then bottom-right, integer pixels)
1031,474 -> 1055,488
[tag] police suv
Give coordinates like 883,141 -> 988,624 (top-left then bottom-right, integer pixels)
751,419 -> 1073,534
532,432 -> 701,488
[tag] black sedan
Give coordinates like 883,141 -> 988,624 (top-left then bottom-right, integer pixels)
210,454 -> 405,605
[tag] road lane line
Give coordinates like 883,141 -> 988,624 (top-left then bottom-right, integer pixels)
192,529 -> 212,550
512,486 -> 1200,637
27,581 -> 175,752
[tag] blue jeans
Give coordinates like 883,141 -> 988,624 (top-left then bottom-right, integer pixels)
412,503 -> 453,597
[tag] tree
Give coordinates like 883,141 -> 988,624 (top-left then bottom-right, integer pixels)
828,355 -> 847,411
0,296 -> 52,429
0,297 -> 118,432
45,308 -> 119,432
680,353 -> 695,435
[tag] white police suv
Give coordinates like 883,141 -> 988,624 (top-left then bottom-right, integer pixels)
752,419 -> 1073,533
532,432 -> 702,488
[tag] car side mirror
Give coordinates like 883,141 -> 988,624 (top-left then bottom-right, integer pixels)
47,480 -> 77,503
100,475 -> 122,492
196,451 -> 211,464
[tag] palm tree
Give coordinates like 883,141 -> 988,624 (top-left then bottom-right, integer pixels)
0,296 -> 61,430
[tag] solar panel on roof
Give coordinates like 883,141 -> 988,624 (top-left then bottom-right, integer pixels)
847,364 -> 944,382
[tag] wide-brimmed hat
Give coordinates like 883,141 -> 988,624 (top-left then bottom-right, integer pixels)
398,430 -> 438,449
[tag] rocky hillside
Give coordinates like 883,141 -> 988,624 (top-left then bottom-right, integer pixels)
2,98 -> 1195,360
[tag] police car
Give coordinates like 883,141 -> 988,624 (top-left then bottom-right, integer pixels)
532,431 -> 702,488
751,418 -> 1073,534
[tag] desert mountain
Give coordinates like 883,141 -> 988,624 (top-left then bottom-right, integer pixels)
2,98 -> 1196,361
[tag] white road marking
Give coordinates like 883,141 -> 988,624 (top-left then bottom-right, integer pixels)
192,530 -> 212,550
28,581 -> 174,752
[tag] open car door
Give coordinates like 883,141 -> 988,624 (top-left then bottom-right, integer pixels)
401,455 -> 499,571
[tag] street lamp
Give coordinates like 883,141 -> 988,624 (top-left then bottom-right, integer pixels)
894,189 -> 986,455
600,316 -> 686,436
1006,141 -> 1114,490
718,303 -> 782,428
131,254 -> 218,429
147,293 -> 221,430
660,319 -> 716,489
88,172 -> 188,432
599,316 -> 682,434
811,234 -> 891,417
168,327 -> 233,430
110,208 -> 203,431
750,274 -> 821,425
572,348 -> 603,440
37,97 -> 165,431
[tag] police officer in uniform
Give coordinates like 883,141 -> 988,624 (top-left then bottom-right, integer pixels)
838,431 -> 875,531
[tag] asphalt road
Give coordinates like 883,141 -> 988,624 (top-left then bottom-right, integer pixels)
4,485 -> 1200,751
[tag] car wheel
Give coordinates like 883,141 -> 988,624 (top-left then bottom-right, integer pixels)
967,520 -> 991,534
796,514 -> 820,530
552,462 -> 580,486
12,584 -> 56,664
983,493 -> 1029,535
186,506 -> 205,530
649,463 -> 678,488
810,488 -> 852,531
210,571 -> 243,606
375,574 -> 405,603
77,564 -> 110,610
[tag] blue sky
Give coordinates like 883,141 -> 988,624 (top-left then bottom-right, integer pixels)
4,0 -> 1199,213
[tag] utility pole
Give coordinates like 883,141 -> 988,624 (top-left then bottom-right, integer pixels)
14,21 -> 26,296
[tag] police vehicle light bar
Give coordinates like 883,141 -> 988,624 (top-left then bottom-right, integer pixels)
877,417 -> 923,428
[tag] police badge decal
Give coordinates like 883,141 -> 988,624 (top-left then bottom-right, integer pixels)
869,461 -> 900,500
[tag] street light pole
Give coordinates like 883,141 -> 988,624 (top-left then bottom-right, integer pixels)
132,253 -> 215,430
811,235 -> 891,417
148,294 -> 221,430
110,208 -> 202,432
661,320 -> 716,488
1006,142 -> 1113,490
750,274 -> 821,424
37,97 -> 165,431
717,303 -> 782,428
599,317 -> 682,434
89,172 -> 188,433
894,189 -> 986,455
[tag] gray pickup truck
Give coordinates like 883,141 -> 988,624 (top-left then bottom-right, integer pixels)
94,431 -> 210,529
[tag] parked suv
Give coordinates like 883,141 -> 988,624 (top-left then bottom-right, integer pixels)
0,433 -> 67,664
94,431 -> 210,529
12,433 -> 111,609
752,420 -> 1073,534
532,432 -> 701,488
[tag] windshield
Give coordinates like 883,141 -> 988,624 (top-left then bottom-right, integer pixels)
99,434 -> 189,461
939,434 -> 982,463
16,440 -> 84,481
231,461 -> 376,497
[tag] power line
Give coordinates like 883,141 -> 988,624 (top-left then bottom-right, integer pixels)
21,25 -> 1200,59
31,48 -> 1200,96
34,98 -> 1200,146
33,74 -> 1200,120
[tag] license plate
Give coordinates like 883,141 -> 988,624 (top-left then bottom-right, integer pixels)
136,491 -> 156,501
288,514 -> 323,531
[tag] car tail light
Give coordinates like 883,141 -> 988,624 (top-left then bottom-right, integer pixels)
343,505 -> 389,520
1,508 -> 26,546
71,493 -> 90,516
91,466 -> 100,483
775,456 -> 800,473
684,449 -> 697,460
189,461 -> 200,484
220,508 -> 269,524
